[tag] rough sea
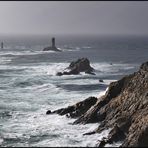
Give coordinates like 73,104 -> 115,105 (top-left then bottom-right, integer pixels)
0,35 -> 148,147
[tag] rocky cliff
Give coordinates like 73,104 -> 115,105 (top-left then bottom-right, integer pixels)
46,61 -> 148,147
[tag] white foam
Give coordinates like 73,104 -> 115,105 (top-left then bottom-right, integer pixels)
105,142 -> 123,147
0,138 -> 3,145
16,61 -> 136,78
0,56 -> 14,64
30,83 -> 60,93
0,59 -> 135,147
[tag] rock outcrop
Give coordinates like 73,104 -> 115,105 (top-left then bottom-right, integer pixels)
43,46 -> 61,52
46,96 -> 98,118
56,58 -> 95,76
47,61 -> 148,147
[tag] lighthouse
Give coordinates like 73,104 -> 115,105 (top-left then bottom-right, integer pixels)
52,37 -> 55,48
43,37 -> 61,52
1,42 -> 3,49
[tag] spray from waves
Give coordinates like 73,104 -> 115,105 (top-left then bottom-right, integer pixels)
0,56 -> 14,64
0,50 -> 55,57
7,61 -> 132,96
0,107 -> 111,147
0,59 -> 136,147
30,63 -> 69,76
0,45 -> 83,57
41,62 -> 137,77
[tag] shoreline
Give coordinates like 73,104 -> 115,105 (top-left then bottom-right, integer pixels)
46,61 -> 148,147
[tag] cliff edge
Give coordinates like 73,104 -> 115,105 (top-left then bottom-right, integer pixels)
47,61 -> 148,147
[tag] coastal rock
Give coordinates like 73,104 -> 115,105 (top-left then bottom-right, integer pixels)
56,58 -> 95,76
47,61 -> 148,147
99,79 -> 104,82
43,46 -> 61,52
46,96 -> 98,118
46,110 -> 52,114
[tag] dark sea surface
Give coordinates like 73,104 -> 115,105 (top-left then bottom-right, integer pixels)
0,35 -> 147,146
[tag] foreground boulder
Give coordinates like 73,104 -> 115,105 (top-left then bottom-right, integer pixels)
56,58 -> 95,76
47,61 -> 148,147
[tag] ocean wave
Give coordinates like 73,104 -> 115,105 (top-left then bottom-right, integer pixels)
0,68 -> 26,75
43,62 -> 137,77
0,57 -> 14,64
92,62 -> 136,73
11,77 -> 46,88
0,111 -> 12,119
31,83 -> 60,93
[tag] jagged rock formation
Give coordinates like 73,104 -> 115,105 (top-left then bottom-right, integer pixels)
46,97 -> 98,118
46,61 -> 148,147
43,37 -> 61,52
56,58 -> 95,76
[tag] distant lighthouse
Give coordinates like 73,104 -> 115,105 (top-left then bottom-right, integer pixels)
1,42 -> 3,49
52,37 -> 55,48
43,37 -> 61,52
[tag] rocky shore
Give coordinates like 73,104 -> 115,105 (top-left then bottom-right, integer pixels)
46,61 -> 148,147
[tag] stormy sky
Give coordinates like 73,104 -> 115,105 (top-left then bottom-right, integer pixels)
0,1 -> 148,36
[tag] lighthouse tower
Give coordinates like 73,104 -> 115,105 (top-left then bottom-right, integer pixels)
1,42 -> 3,49
43,37 -> 60,52
52,37 -> 55,48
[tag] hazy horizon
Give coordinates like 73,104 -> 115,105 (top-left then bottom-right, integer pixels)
0,1 -> 148,36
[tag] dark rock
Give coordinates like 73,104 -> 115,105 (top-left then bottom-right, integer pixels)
140,61 -> 148,71
83,131 -> 96,136
99,79 -> 104,82
1,42 -> 3,49
46,110 -> 52,114
98,137 -> 111,147
56,72 -> 63,76
47,61 -> 148,147
56,58 -> 95,76
43,46 -> 61,52
108,124 -> 126,143
47,96 -> 98,119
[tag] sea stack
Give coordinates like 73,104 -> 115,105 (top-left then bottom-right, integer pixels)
43,37 -> 61,52
56,58 -> 95,76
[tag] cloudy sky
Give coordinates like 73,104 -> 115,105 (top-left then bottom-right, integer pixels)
0,1 -> 148,36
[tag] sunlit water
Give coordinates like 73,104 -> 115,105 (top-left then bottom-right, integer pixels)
0,35 -> 147,147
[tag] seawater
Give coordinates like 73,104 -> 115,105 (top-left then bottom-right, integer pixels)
0,35 -> 148,147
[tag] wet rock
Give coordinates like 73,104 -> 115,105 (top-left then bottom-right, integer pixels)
47,61 -> 148,147
56,72 -> 63,76
99,79 -> 104,82
140,61 -> 148,71
46,110 -> 52,115
47,96 -> 98,119
98,137 -> 111,147
43,46 -> 61,52
56,58 -> 95,76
